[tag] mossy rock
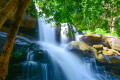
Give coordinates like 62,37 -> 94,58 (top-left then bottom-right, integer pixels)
9,52 -> 26,64
66,41 -> 97,58
68,41 -> 90,51
103,48 -> 120,56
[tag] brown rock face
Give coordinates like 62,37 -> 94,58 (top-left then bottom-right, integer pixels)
0,14 -> 37,38
82,33 -> 103,46
93,44 -> 103,50
20,14 -> 36,30
103,35 -> 120,51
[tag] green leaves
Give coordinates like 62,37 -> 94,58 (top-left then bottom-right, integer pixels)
27,0 -> 38,19
34,0 -> 120,35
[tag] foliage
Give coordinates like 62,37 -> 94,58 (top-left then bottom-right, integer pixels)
26,0 -> 38,19
115,18 -> 120,36
83,28 -> 119,37
34,0 -> 120,35
10,52 -> 26,64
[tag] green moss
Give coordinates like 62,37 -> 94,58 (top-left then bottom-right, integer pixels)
10,52 -> 26,64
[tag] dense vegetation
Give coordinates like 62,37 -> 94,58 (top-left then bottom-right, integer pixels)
34,0 -> 120,36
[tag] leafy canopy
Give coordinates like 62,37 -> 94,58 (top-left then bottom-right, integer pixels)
33,0 -> 120,35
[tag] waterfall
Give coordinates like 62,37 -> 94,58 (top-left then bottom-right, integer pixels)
38,18 -> 56,44
37,18 -> 116,80
22,51 -> 40,80
22,50 -> 48,80
60,23 -> 69,45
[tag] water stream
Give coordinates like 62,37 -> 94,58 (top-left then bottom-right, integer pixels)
21,17 -> 117,80
37,18 -> 117,80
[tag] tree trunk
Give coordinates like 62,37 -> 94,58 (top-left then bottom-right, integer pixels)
0,0 -> 19,29
110,26 -> 115,33
0,0 -> 31,80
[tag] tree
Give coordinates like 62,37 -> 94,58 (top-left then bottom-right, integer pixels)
0,0 -> 19,29
101,0 -> 120,33
35,0 -> 120,34
0,0 -> 31,79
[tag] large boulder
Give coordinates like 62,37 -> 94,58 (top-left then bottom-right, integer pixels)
66,41 -> 97,58
66,41 -> 90,51
82,33 -> 103,46
103,35 -> 120,52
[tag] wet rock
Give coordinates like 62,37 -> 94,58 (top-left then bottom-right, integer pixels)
66,41 -> 90,51
34,50 -> 49,63
6,64 -> 23,80
96,54 -> 107,62
55,25 -> 61,43
66,41 -> 96,58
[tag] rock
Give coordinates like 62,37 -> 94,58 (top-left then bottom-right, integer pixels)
103,35 -> 120,51
82,33 -> 103,46
20,14 -> 36,30
109,56 -> 120,63
34,50 -> 49,63
56,26 -> 61,43
93,44 -> 103,50
96,47 -> 120,63
66,41 -> 97,58
67,41 -> 90,51
103,48 -> 120,56
101,42 -> 110,48
96,54 -> 107,62
89,47 -> 98,58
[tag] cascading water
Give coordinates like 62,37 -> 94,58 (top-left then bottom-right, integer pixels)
22,51 -> 40,80
60,23 -> 69,45
38,18 -> 117,80
38,18 -> 56,44
22,50 -> 48,80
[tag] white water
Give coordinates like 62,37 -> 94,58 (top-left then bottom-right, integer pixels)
61,23 -> 69,45
38,18 -> 56,44
37,18 -> 116,80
